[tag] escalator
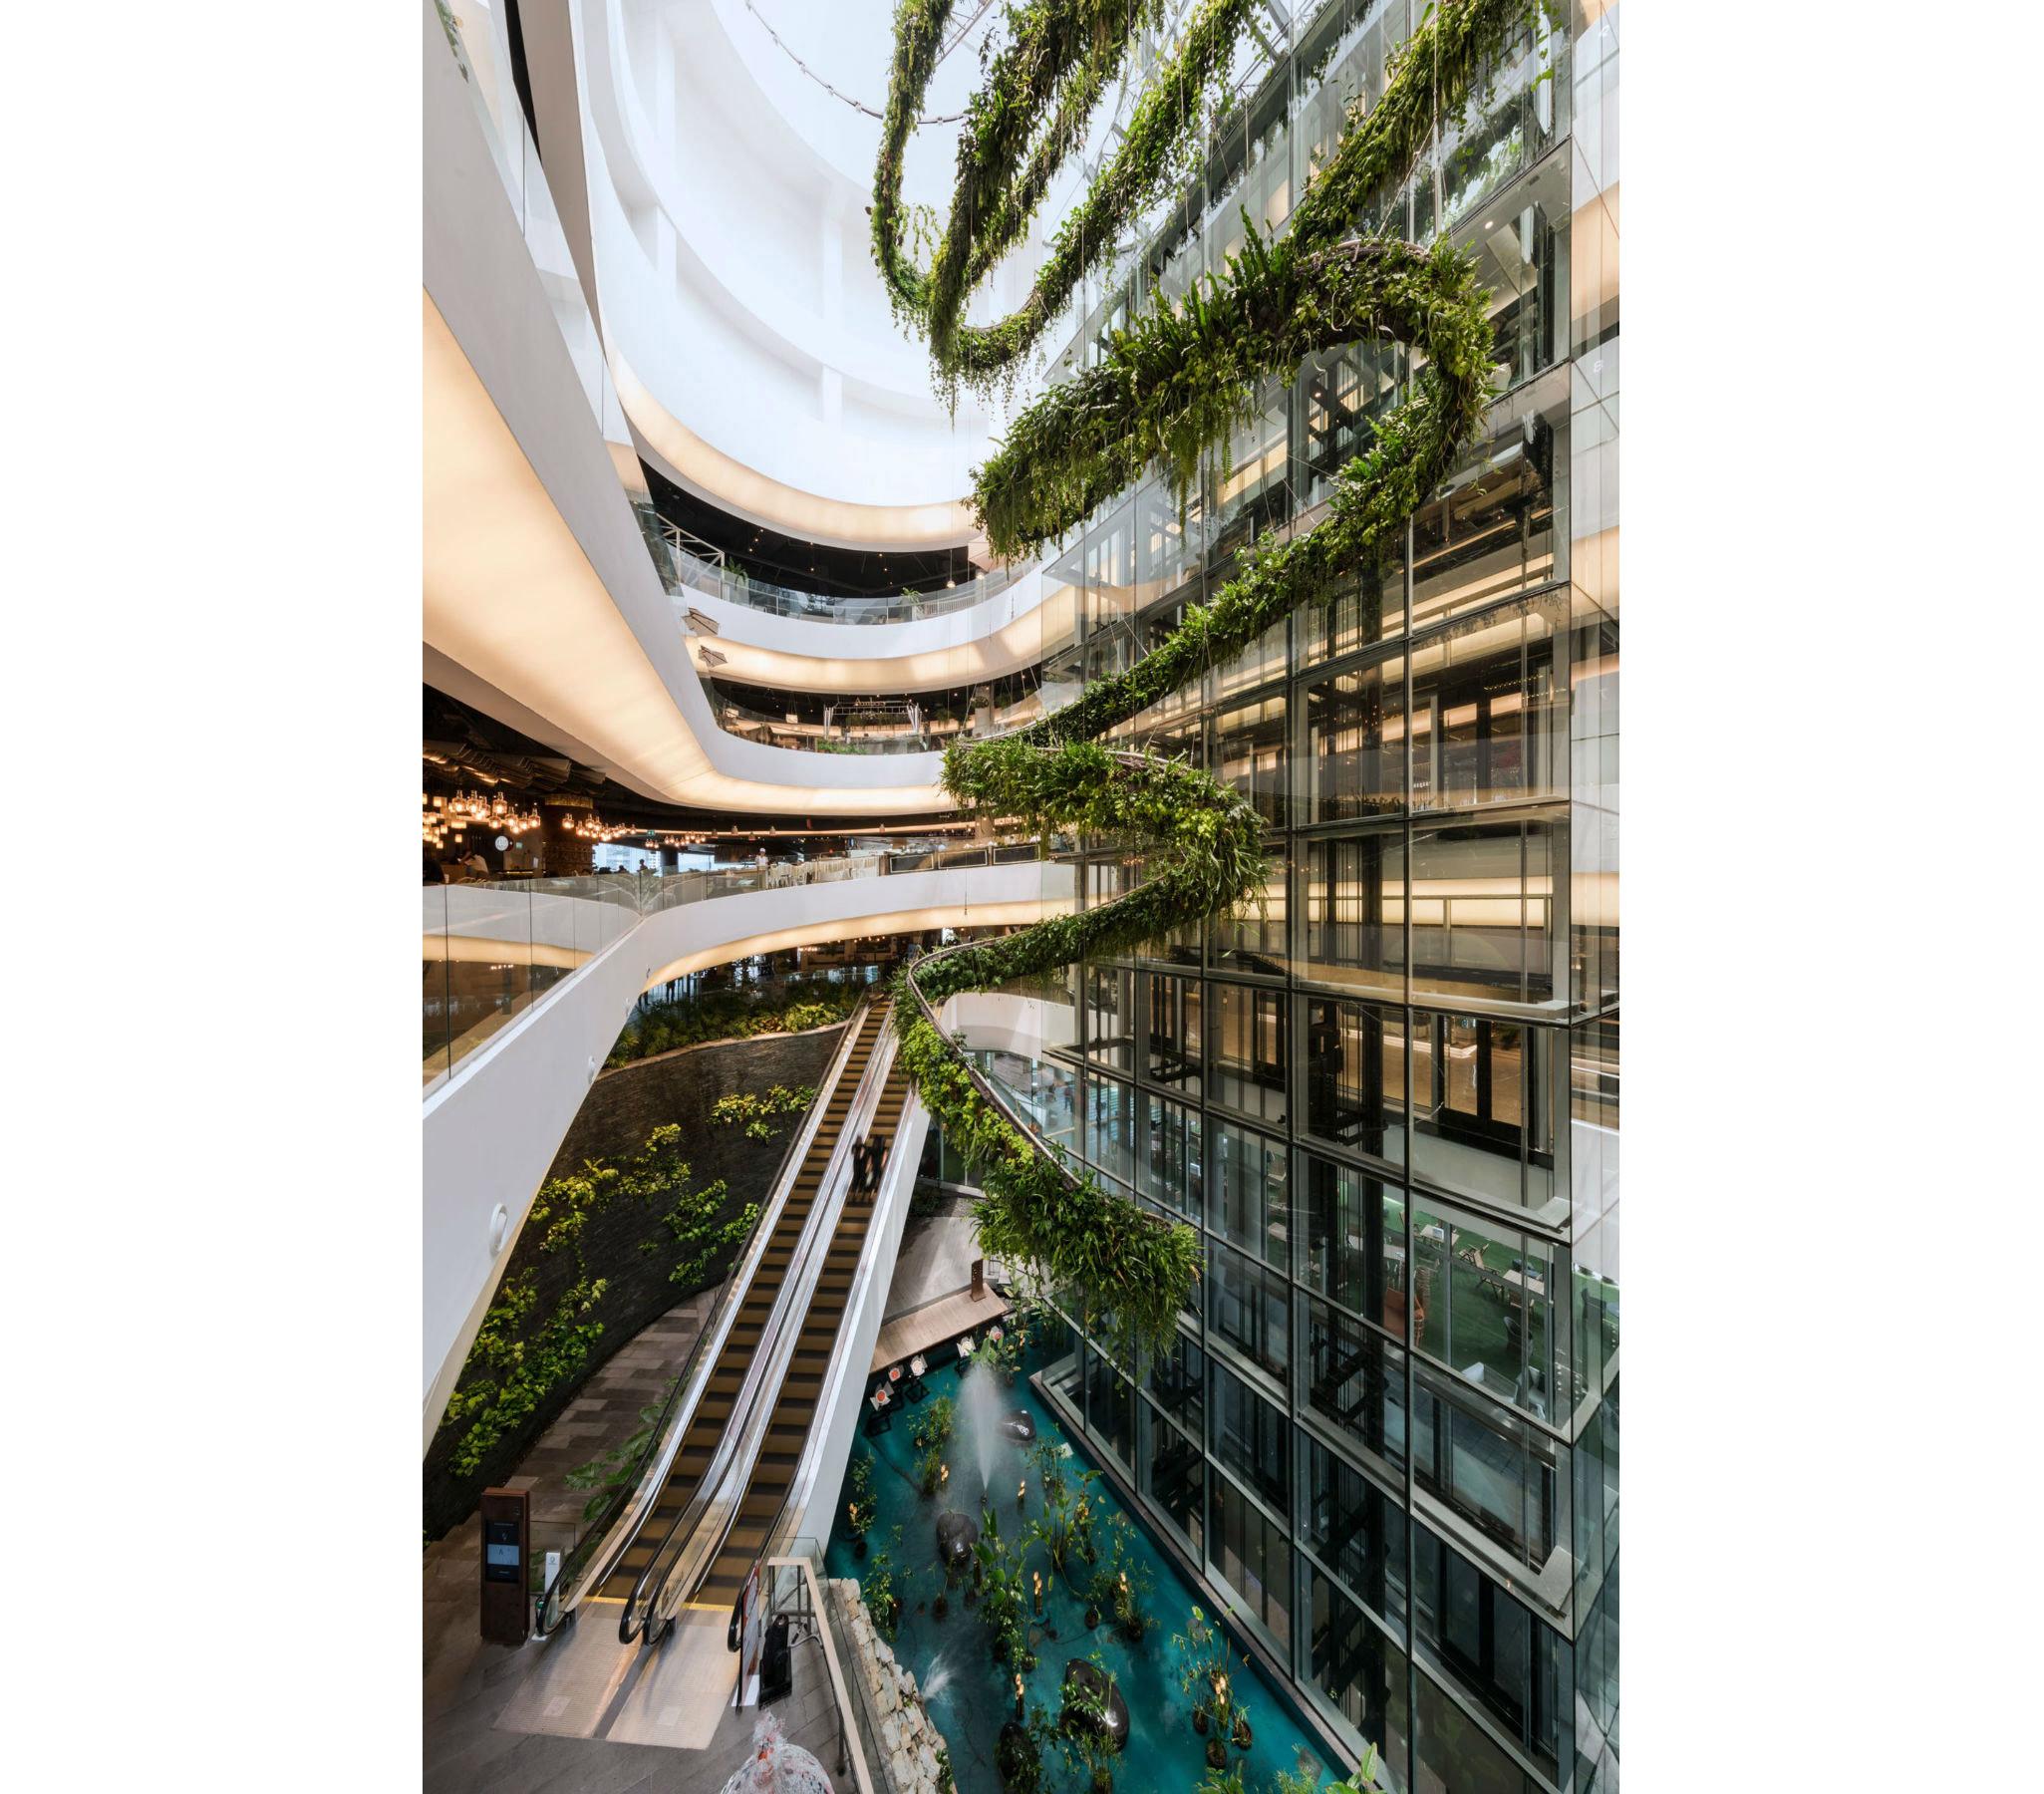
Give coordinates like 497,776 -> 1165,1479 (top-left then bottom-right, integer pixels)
694,1033 -> 911,1611
593,999 -> 894,1603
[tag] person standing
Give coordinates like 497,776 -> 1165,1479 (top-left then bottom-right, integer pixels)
850,1137 -> 869,1192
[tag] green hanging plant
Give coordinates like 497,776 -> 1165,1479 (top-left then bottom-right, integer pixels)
876,0 -> 1551,1369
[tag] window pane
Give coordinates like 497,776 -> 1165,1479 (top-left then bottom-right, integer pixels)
1213,693 -> 1290,827
1301,1432 -> 1407,1630
1300,1153 -> 1404,1330
1208,1241 -> 1290,1383
1304,834 -> 1400,1001
1405,819 -> 1558,1008
1301,1296 -> 1407,1477
1410,1013 -> 1559,1219
1211,984 -> 1288,1124
1209,1118 -> 1289,1269
1212,849 -> 1290,977
1138,1089 -> 1203,1220
1410,592 -> 1569,811
1140,1397 -> 1204,1553
1307,1569 -> 1410,1791
1306,655 -> 1407,822
1208,1463 -> 1293,1650
1304,996 -> 1408,1166
1144,972 -> 1202,1097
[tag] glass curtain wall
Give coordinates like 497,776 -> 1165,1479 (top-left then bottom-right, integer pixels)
1023,6 -> 1619,1793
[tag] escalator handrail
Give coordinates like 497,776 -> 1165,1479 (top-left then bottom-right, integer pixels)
533,996 -> 875,1636
627,1019 -> 903,1640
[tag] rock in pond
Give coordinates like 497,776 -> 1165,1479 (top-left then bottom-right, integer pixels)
935,1511 -> 980,1570
1059,1658 -> 1130,1751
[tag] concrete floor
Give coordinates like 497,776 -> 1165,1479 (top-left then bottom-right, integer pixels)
423,1282 -> 863,1792
423,1196 -> 991,1790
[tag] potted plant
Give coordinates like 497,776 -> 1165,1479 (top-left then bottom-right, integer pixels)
864,1527 -> 904,1641
1173,1605 -> 1236,1743
1055,1655 -> 1120,1794
1341,1744 -> 1388,1792
845,1450 -> 874,1559
1088,1520 -> 1152,1644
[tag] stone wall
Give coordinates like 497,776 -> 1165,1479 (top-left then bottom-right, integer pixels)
831,1579 -> 955,1794
549,1023 -> 846,1183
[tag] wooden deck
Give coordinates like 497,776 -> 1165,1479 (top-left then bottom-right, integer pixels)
869,1287 -> 1010,1375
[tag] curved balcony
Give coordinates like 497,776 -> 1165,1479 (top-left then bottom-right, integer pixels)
648,518 -> 1031,627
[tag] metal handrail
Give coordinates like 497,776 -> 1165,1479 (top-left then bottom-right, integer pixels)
620,1009 -> 901,1643
533,999 -> 874,1637
667,544 -> 1033,626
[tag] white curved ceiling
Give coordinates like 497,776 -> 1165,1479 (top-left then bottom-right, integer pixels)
564,0 -> 1077,549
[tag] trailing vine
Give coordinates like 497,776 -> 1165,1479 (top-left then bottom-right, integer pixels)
877,0 -> 1548,1367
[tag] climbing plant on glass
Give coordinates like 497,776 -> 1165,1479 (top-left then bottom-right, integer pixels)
875,0 -> 1550,1366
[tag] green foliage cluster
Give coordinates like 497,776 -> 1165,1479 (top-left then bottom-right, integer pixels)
1086,1509 -> 1155,1641
1054,1648 -> 1123,1794
708,1082 -> 815,1141
914,1393 -> 958,1496
441,1269 -> 608,1479
969,1503 -> 1035,1670
845,1447 -> 876,1542
606,982 -> 862,1066
440,1124 -> 752,1477
874,0 -> 1253,397
876,0 -> 1539,1376
864,1525 -> 906,1642
659,1183 -> 753,1290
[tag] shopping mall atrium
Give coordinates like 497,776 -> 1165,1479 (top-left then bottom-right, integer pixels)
421,3 -> 1617,1790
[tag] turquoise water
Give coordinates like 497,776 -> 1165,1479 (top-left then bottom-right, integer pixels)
824,1347 -> 1337,1794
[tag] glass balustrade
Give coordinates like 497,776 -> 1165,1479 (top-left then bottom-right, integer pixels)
650,522 -> 1033,627
422,847 -> 1053,1093
424,863 -> 842,1094
705,685 -> 1056,756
